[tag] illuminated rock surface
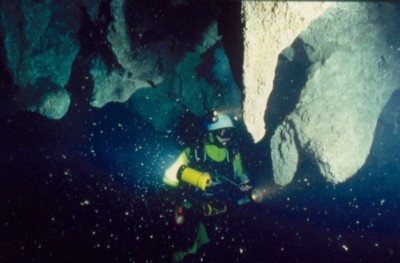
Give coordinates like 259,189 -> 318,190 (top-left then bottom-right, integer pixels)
241,1 -> 333,143
270,3 -> 400,185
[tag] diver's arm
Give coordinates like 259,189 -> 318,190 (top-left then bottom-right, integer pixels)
163,148 -> 211,191
163,150 -> 189,187
233,152 -> 252,191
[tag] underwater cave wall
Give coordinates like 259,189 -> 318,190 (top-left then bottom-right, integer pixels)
0,0 -> 243,131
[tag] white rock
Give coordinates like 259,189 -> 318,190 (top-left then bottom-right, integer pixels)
241,1 -> 333,142
271,3 -> 400,185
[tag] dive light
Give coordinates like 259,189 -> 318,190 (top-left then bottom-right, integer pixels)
251,188 -> 268,203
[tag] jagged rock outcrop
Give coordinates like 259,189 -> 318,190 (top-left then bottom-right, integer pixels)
241,1 -> 333,143
90,0 -> 164,108
0,0 -> 241,125
125,1 -> 242,131
270,3 -> 400,185
130,21 -> 242,131
92,0 -> 242,131
0,0 -> 88,119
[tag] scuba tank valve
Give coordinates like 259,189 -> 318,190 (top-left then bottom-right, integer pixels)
178,165 -> 211,191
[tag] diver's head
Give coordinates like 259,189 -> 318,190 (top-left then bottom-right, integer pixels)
213,128 -> 234,146
206,113 -> 234,146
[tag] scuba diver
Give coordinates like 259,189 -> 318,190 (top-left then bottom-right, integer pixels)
163,111 -> 252,262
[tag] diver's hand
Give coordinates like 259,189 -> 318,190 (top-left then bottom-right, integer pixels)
239,174 -> 252,192
239,183 -> 252,192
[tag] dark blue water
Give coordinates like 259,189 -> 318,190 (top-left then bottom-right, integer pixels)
1,88 -> 399,262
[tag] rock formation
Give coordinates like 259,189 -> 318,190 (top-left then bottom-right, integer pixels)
0,0 -> 241,127
89,0 -> 164,108
0,0 -> 84,119
241,1 -> 333,143
1,1 -> 399,186
115,0 -> 242,131
268,3 -> 400,185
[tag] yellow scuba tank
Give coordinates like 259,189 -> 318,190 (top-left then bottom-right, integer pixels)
178,165 -> 211,191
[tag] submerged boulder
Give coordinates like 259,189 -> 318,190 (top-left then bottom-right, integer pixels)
241,1 -> 333,143
270,3 -> 400,185
34,85 -> 71,120
0,0 -> 81,119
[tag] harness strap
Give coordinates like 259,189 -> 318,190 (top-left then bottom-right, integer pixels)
194,148 -> 200,162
